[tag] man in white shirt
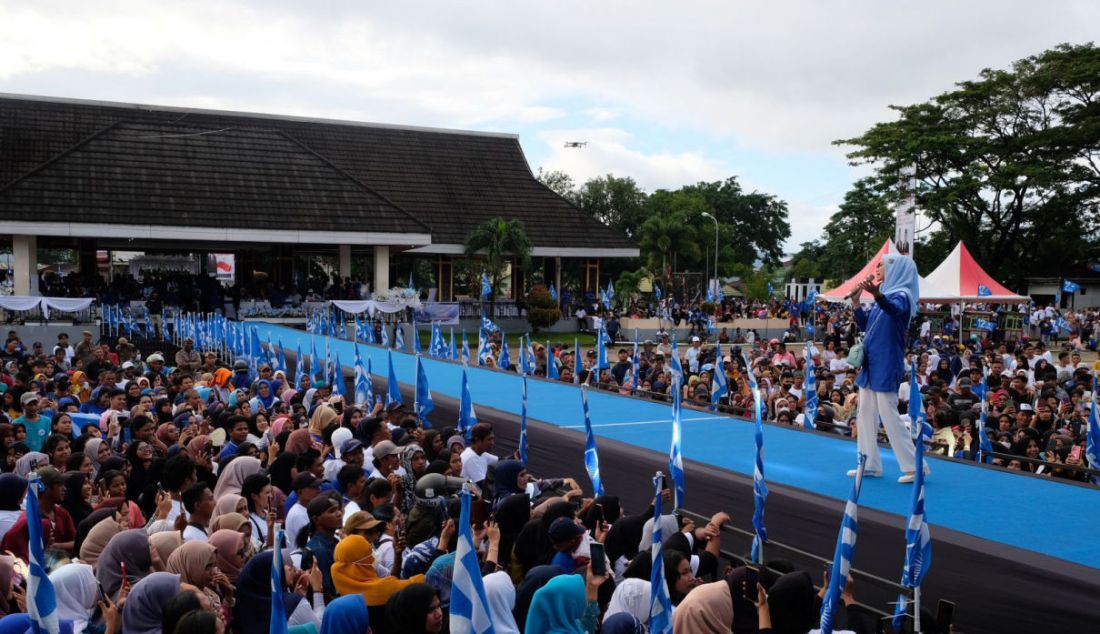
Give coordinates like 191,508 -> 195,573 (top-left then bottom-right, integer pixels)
685,337 -> 703,374
285,473 -> 322,548
181,483 -> 214,541
367,440 -> 402,480
460,423 -> 499,485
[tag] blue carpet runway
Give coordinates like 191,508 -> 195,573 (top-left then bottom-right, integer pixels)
250,323 -> 1100,569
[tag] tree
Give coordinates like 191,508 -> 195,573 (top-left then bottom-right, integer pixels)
682,177 -> 791,267
526,284 -> 561,332
536,168 -> 577,199
837,43 -> 1100,285
820,178 -> 895,279
787,241 -> 827,281
636,212 -> 701,282
463,218 -> 533,305
572,174 -> 649,238
614,267 -> 653,308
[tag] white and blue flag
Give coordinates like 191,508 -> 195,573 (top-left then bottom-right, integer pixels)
480,271 -> 492,301
804,341 -> 818,429
711,342 -> 728,408
669,377 -> 686,510
26,476 -> 60,634
394,323 -> 405,351
386,350 -> 402,406
648,472 -> 674,634
519,377 -> 529,465
820,453 -> 867,634
353,344 -> 372,407
581,386 -> 605,496
1088,377 -> 1100,486
270,529 -> 289,634
893,365 -> 933,631
450,490 -> 496,634
415,355 -> 434,425
1063,279 -> 1081,293
499,337 -> 512,370
458,367 -> 478,440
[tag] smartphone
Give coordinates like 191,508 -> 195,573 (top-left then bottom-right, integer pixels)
96,581 -> 109,603
122,426 -> 132,445
936,599 -> 955,632
589,543 -> 607,576
594,504 -> 605,526
300,547 -> 315,572
1069,445 -> 1083,462
743,566 -> 760,605
470,499 -> 491,527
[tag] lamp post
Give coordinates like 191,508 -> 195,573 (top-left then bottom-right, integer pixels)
701,212 -> 719,300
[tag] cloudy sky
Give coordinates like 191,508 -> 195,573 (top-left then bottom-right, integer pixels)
2,1 -> 1097,252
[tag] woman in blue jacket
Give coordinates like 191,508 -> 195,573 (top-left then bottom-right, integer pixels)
848,254 -> 927,483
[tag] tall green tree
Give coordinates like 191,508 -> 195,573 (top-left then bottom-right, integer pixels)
535,168 -> 577,199
837,43 -> 1100,285
571,174 -> 649,238
681,177 -> 791,267
636,212 -> 701,281
463,217 -> 533,302
820,178 -> 895,279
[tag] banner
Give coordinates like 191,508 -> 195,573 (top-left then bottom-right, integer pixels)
414,302 -> 461,325
213,253 -> 236,280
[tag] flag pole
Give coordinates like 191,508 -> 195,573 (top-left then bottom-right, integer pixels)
914,587 -> 921,633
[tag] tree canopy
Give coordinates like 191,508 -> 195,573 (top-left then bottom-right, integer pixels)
463,217 -> 532,300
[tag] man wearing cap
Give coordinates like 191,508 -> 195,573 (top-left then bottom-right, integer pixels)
686,337 -> 703,374
547,516 -> 587,574
145,353 -> 167,379
611,348 -> 632,385
948,378 -> 980,412
74,330 -> 95,366
367,440 -> 403,481
286,473 -> 323,547
14,392 -> 51,452
175,338 -> 201,372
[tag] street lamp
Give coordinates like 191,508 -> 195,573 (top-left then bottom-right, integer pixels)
701,212 -> 719,300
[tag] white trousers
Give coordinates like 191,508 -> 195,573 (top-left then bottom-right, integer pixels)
855,387 -> 916,475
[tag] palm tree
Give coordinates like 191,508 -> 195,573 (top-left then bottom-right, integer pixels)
464,217 -> 533,312
636,213 -> 700,284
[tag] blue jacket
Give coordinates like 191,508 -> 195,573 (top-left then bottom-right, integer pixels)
854,292 -> 911,393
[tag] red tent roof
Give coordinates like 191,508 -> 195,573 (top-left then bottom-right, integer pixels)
822,240 -> 891,301
924,242 -> 1028,302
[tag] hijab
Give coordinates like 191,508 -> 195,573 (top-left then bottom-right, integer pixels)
671,580 -> 734,633
121,572 -> 180,634
62,471 -> 93,527
524,573 -> 586,634
582,495 -> 621,531
602,613 -> 645,634
95,529 -> 153,599
321,594 -> 370,634
210,512 -> 250,534
881,253 -> 920,319
208,529 -> 248,582
185,435 -> 209,463
604,577 -> 650,626
254,380 -> 278,410
83,438 -> 105,475
148,530 -> 183,564
50,562 -> 98,633
0,474 -> 26,511
234,551 -> 303,634
604,512 -> 647,566
512,501 -> 575,575
210,494 -> 245,522
166,540 -> 216,588
483,571 -> 520,634
493,460 -> 526,502
15,452 -> 47,478
286,429 -> 314,454
331,535 -> 426,606
384,583 -> 438,634
766,570 -> 817,634
513,565 -> 563,633
493,493 -> 531,572
212,457 -> 262,499
78,513 -> 122,566
308,406 -> 337,437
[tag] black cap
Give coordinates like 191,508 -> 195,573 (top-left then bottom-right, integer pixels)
292,472 -> 322,491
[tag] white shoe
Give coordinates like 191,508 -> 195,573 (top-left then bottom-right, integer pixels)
898,473 -> 915,484
847,469 -> 882,477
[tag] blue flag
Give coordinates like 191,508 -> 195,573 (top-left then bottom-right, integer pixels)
354,344 -> 371,407
976,369 -> 994,463
26,477 -> 59,634
295,343 -> 307,389
546,342 -> 559,380
365,319 -> 376,345
654,283 -> 662,300
380,322 -> 390,348
277,340 -> 288,375
820,453 -> 867,634
499,337 -> 512,370
630,332 -> 640,394
648,472 -> 674,634
331,351 -> 348,398
804,342 -> 817,429
573,336 -> 582,385
974,318 -> 996,332
519,377 -> 529,465
480,271 -> 492,300
711,342 -> 728,407
458,367 -> 478,440
450,490 -> 497,634
461,330 -> 471,366
549,283 -> 558,301
706,286 -> 714,303
741,353 -> 768,563
977,284 -> 992,297
525,337 -> 536,375
309,336 -> 320,382
1063,279 -> 1080,293
412,324 -> 422,355
767,281 -> 774,296
386,350 -> 402,406
894,363 -> 933,631
450,328 -> 458,361
580,386 -> 605,496
415,355 -> 434,425
270,529 -> 290,634
668,335 -> 684,383
596,328 -> 609,371
669,377 -> 686,510
480,316 -> 499,333
1087,377 -> 1100,486
394,323 -> 405,351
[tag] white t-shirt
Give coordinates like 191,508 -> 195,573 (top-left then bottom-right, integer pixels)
460,447 -> 498,483
250,512 -> 269,549
182,524 -> 209,542
164,499 -> 184,524
286,503 -> 310,549
373,535 -> 395,578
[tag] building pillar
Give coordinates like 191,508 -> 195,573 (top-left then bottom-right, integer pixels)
12,234 -> 37,296
555,257 -> 562,300
373,246 -> 390,295
338,244 -> 352,281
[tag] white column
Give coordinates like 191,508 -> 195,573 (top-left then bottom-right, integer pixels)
373,246 -> 390,295
12,234 -> 37,296
338,244 -> 352,280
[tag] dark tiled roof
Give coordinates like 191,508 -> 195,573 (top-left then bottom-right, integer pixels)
0,95 -> 636,250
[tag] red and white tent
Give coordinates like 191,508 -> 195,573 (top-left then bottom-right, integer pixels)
923,242 -> 1028,302
821,239 -> 957,303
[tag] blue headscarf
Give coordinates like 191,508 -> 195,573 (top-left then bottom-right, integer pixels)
602,613 -> 645,634
880,254 -> 920,319
524,574 -> 586,634
319,594 -> 369,634
254,379 -> 277,409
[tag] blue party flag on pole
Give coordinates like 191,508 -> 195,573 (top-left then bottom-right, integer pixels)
309,336 -> 320,382
380,322 -> 390,348
546,341 -> 560,380
648,472 -> 674,634
415,355 -> 434,426
525,336 -> 536,372
711,342 -> 728,408
976,368 -> 994,463
480,316 -> 499,333
365,318 -> 376,345
386,350 -> 402,406
338,314 -> 348,340
458,367 -> 478,441
516,334 -> 528,375
519,377 -> 529,465
742,352 -> 768,563
395,322 -> 405,351
596,327 -> 609,371
668,335 -> 684,383
277,340 -> 288,375
669,377 -> 686,510
580,386 -> 605,496
803,342 -> 818,429
25,476 -> 60,634
893,363 -> 933,632
450,328 -> 459,361
412,323 -> 423,355
331,351 -> 348,398
573,336 -> 582,384
477,331 -> 491,367
654,283 -> 662,300
480,271 -> 492,301
1063,279 -> 1080,293
499,337 -> 512,370
977,284 -> 992,297
1087,376 -> 1100,486
461,330 -> 471,366
549,283 -> 558,302
295,342 -> 307,389
353,344 -> 371,407
450,489 -> 497,634
630,333 -> 640,394
820,453 -> 867,634
270,528 -> 290,634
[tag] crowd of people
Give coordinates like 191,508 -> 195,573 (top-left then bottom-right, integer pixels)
0,323 -> 923,634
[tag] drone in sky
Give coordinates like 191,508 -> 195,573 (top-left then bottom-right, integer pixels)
563,141 -> 588,148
